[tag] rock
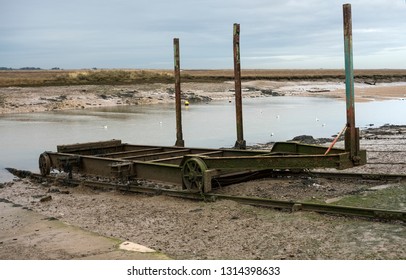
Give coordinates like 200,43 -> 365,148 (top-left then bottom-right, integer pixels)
245,86 -> 259,92
290,135 -> 316,144
261,89 -> 284,96
184,92 -> 212,103
117,92 -> 134,98
290,135 -> 332,144
260,89 -> 273,95
364,80 -> 376,85
39,196 -> 52,202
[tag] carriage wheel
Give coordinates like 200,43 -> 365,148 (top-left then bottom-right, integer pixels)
39,153 -> 51,176
181,158 -> 207,192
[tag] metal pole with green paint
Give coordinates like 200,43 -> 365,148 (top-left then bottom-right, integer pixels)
343,4 -> 360,162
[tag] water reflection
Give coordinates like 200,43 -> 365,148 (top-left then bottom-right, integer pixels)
1,96 -> 405,181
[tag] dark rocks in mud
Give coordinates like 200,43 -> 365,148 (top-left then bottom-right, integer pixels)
261,89 -> 284,96
40,97 -> 61,102
289,135 -> 332,144
248,135 -> 332,149
229,87 -> 284,96
289,125 -> 406,144
362,124 -> 406,138
183,92 -> 212,103
117,92 -> 136,98
39,195 -> 52,203
364,124 -> 406,133
364,80 -> 376,85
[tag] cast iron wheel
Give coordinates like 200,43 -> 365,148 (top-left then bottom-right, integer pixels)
182,157 -> 207,192
39,153 -> 51,176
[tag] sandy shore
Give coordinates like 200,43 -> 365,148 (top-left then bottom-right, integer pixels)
1,81 -> 406,115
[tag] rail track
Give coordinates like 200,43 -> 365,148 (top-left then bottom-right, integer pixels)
7,168 -> 406,223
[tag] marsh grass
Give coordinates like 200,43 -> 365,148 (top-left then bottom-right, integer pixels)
0,69 -> 173,87
1,68 -> 406,87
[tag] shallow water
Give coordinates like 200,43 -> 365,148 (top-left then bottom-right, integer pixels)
1,96 -> 405,182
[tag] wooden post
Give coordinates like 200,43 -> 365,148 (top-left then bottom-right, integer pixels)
233,23 -> 246,149
174,38 -> 184,147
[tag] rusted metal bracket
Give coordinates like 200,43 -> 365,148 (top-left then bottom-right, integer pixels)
57,155 -> 81,179
109,161 -> 133,178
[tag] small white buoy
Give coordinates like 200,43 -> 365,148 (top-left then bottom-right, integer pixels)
270,132 -> 274,137
103,125 -> 108,129
276,115 -> 280,119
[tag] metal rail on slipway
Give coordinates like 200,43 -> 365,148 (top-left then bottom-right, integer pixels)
8,168 -> 405,223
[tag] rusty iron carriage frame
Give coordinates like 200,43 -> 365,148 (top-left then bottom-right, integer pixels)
38,4 -> 366,193
39,140 -> 366,193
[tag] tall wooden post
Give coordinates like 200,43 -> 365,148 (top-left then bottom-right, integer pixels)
343,4 -> 359,161
233,23 -> 246,149
174,38 -> 184,147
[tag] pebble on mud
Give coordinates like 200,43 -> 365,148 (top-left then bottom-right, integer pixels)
39,196 -> 52,202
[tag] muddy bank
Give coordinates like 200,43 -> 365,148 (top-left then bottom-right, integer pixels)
1,81 -> 405,114
0,199 -> 169,260
1,125 -> 405,260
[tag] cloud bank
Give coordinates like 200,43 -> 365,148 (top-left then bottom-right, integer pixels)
1,0 -> 405,69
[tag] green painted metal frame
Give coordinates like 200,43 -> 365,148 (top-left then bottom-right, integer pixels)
40,139 -> 366,193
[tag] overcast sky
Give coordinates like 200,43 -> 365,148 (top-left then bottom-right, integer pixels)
1,0 -> 405,69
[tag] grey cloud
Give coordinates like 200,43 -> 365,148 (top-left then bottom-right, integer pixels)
0,0 -> 405,69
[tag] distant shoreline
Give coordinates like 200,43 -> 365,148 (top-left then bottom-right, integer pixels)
1,80 -> 405,115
